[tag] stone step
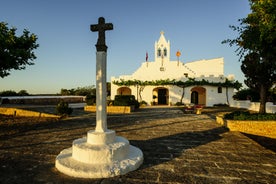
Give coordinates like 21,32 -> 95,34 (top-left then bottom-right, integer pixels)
72,136 -> 130,164
55,145 -> 143,178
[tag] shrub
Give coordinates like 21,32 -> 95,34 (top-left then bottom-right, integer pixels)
213,103 -> 229,107
233,88 -> 259,102
108,100 -> 114,106
114,95 -> 139,109
86,94 -> 96,105
175,102 -> 183,106
56,100 -> 73,116
0,98 -> 10,104
139,100 -> 148,106
224,111 -> 276,120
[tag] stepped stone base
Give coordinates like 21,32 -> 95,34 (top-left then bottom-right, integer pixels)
55,130 -> 143,178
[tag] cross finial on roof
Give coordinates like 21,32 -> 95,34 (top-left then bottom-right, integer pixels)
160,31 -> 165,35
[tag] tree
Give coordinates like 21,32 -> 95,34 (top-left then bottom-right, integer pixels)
0,22 -> 39,78
60,86 -> 96,96
18,89 -> 29,96
0,90 -> 17,96
60,88 -> 71,95
223,0 -> 276,113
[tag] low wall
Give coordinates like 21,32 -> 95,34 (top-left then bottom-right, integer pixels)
0,107 -> 60,118
0,96 -> 85,105
230,100 -> 276,113
216,115 -> 276,138
85,106 -> 134,114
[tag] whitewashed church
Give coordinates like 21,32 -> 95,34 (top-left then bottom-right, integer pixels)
111,32 -> 236,106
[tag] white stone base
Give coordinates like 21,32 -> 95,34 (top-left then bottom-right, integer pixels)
55,129 -> 143,178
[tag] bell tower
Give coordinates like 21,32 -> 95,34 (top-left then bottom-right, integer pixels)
154,31 -> 170,64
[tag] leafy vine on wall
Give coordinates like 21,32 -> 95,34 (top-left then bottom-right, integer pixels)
113,78 -> 242,90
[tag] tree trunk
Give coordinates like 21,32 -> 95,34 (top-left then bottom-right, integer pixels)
259,84 -> 267,114
180,86 -> 185,104
139,86 -> 144,102
226,87 -> 229,105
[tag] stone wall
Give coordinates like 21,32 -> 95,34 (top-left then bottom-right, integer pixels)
85,105 -> 134,114
0,96 -> 85,105
216,115 -> 276,138
0,107 -> 60,118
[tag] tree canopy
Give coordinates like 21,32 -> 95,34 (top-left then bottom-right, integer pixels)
60,86 -> 96,96
0,22 -> 39,78
223,0 -> 276,113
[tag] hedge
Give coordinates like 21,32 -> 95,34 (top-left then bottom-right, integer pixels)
224,111 -> 276,120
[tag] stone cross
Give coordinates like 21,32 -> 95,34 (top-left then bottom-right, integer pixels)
90,17 -> 113,132
91,17 -> 113,52
55,17 -> 142,179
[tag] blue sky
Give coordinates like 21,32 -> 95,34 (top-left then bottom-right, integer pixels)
0,0 -> 250,94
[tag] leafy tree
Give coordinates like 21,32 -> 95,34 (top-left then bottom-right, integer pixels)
0,89 -> 29,96
75,86 -> 96,96
223,0 -> 276,113
60,86 -> 96,96
60,88 -> 71,95
0,22 -> 39,78
0,90 -> 17,96
18,89 -> 29,96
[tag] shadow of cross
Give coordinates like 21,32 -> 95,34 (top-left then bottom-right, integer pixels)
90,17 -> 113,52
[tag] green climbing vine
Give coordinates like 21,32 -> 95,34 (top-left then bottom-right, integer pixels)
112,78 -> 242,90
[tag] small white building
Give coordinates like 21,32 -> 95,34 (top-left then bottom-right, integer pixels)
111,32 -> 236,106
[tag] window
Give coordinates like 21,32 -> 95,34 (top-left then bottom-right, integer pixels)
163,48 -> 167,56
218,87 -> 222,93
157,48 -> 161,57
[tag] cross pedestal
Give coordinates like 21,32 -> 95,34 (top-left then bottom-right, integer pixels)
55,17 -> 143,178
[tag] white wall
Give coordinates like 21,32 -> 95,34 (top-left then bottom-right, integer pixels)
186,58 -> 224,77
205,86 -> 235,106
111,82 -> 235,107
230,100 -> 276,113
110,32 -> 235,107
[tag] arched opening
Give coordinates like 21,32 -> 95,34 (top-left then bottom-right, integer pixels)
190,87 -> 206,105
152,87 -> 169,105
191,91 -> 198,104
218,86 -> 222,93
117,87 -> 131,95
157,48 -> 161,57
163,48 -> 167,56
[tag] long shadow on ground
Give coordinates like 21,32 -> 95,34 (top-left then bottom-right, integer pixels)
0,107 -> 230,183
130,126 -> 228,168
242,133 -> 276,153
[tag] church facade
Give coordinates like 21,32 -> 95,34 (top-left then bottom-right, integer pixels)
111,32 -> 236,106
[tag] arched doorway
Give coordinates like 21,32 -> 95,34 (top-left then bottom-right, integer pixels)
153,87 -> 169,105
117,87 -> 131,95
191,91 -> 199,104
190,87 -> 206,105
